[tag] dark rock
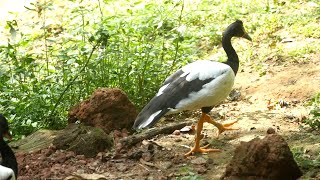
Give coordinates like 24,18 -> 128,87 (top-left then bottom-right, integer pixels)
53,124 -> 112,158
68,88 -> 138,134
128,150 -> 143,160
267,127 -> 276,134
221,134 -> 302,180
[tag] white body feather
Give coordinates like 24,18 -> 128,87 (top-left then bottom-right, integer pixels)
169,60 -> 235,112
134,60 -> 236,129
0,165 -> 16,180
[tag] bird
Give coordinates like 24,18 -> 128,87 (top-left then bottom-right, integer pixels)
0,114 -> 18,180
132,20 -> 251,156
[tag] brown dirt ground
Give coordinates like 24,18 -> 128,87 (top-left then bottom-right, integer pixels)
2,0 -> 320,179
153,57 -> 320,179
15,53 -> 319,180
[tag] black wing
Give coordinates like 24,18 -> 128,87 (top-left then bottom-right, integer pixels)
133,69 -> 214,129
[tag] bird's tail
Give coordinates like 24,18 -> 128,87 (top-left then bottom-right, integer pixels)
132,97 -> 169,129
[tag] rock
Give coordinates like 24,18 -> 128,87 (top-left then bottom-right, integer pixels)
128,150 -> 143,160
196,166 -> 207,174
267,127 -> 276,134
172,130 -> 180,135
191,157 -> 208,165
228,89 -> 241,101
68,88 -> 138,134
10,129 -> 60,153
142,151 -> 153,162
221,134 -> 302,180
53,124 -> 112,158
116,163 -> 128,172
172,154 -> 186,164
156,161 -> 172,170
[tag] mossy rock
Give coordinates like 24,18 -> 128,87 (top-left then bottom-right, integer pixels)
10,129 -> 59,153
53,124 -> 113,158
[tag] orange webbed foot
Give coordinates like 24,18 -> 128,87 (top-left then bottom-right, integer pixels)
184,144 -> 221,156
216,119 -> 239,137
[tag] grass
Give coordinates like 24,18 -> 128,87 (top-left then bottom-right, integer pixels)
292,145 -> 320,179
177,166 -> 204,180
304,93 -> 320,130
0,0 -> 319,137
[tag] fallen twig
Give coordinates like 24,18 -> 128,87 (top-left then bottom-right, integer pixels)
120,121 -> 193,148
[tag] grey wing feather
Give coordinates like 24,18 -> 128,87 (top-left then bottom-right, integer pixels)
133,70 -> 214,129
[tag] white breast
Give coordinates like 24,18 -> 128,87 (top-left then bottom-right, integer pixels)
0,165 -> 16,180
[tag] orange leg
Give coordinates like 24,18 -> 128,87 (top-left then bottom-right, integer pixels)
184,113 -> 238,156
184,113 -> 220,156
202,114 -> 238,138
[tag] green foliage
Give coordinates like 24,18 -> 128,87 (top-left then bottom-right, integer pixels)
292,147 -> 320,176
0,0 -> 221,137
0,0 -> 319,137
304,93 -> 320,130
177,166 -> 203,180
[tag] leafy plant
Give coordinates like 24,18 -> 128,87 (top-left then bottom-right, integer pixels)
292,146 -> 320,180
177,166 -> 203,180
304,93 -> 320,130
1,0 -> 319,138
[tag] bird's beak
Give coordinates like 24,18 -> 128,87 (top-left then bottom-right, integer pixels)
242,33 -> 252,41
3,131 -> 12,140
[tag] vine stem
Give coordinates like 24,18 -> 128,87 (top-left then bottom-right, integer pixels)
166,0 -> 184,77
49,43 -> 98,123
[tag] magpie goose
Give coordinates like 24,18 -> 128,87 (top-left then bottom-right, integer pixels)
133,20 -> 251,156
0,114 -> 18,180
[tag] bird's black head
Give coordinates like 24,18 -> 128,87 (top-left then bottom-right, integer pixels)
224,20 -> 252,41
0,114 -> 12,140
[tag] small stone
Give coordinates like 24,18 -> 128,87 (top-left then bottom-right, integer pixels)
191,157 -> 207,165
196,166 -> 207,174
292,99 -> 300,104
114,130 -> 122,137
172,154 -> 186,164
267,127 -> 276,134
66,151 -> 75,159
142,170 -> 150,176
76,154 -> 86,160
78,160 -> 87,165
250,127 -> 256,131
56,153 -> 67,163
96,152 -> 104,159
228,89 -> 241,101
76,169 -> 85,174
285,114 -> 295,120
180,126 -> 194,133
207,158 -> 214,164
116,163 -> 128,172
156,161 -> 172,170
158,176 -> 167,180
172,130 -> 180,135
121,129 -> 129,137
299,115 -> 307,121
128,150 -> 143,160
142,152 -> 152,162
115,143 -> 123,152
